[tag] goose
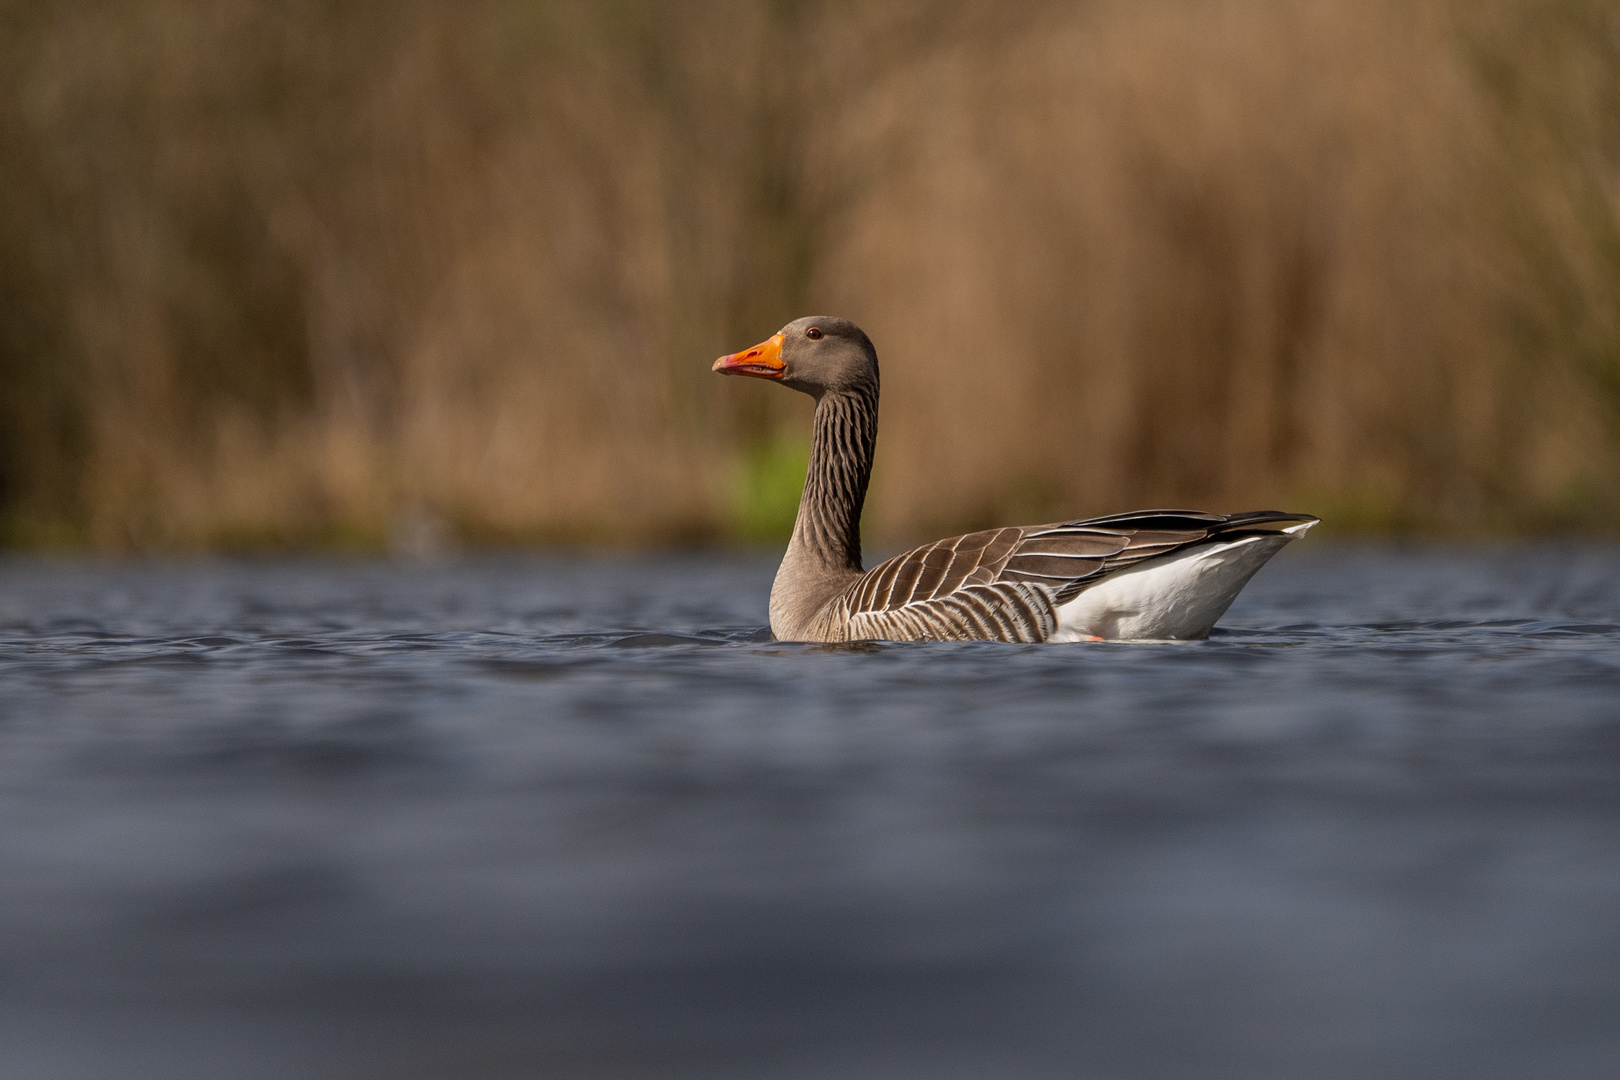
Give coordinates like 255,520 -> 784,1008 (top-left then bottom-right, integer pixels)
714,316 -> 1317,643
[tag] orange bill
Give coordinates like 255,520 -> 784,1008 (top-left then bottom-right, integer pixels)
712,333 -> 785,379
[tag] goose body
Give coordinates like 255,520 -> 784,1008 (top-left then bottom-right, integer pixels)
714,317 -> 1316,643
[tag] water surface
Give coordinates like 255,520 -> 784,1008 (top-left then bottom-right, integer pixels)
1,545 -> 1618,1079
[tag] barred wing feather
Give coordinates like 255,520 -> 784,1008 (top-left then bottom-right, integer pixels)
829,510 -> 1312,643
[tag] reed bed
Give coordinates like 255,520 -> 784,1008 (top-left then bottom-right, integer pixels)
0,0 -> 1617,550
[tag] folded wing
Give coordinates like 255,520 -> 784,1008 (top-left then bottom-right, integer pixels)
832,510 -> 1315,642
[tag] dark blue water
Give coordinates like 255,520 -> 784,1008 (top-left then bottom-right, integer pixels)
1,545 -> 1618,1080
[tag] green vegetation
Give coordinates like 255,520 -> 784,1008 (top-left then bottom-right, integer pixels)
729,435 -> 811,545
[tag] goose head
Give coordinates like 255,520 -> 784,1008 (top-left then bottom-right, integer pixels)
713,316 -> 878,398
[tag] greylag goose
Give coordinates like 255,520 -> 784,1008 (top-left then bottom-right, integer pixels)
714,316 -> 1317,642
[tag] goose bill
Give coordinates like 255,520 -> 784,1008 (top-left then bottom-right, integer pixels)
713,334 -> 785,379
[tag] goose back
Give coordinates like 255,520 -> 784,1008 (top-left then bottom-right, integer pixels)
801,510 -> 1316,643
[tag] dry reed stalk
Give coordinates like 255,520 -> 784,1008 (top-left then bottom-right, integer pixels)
0,0 -> 1616,549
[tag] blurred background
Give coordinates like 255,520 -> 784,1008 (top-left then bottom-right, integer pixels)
6,8 -> 1620,1079
2,0 -> 1619,552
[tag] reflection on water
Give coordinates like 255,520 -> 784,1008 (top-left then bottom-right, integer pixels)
1,546 -> 1618,1079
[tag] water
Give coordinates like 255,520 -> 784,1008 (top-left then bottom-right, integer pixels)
1,545 -> 1617,1080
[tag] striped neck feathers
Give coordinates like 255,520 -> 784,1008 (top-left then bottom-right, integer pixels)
790,386 -> 878,574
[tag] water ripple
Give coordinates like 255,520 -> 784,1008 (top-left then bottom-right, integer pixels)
0,547 -> 1617,1079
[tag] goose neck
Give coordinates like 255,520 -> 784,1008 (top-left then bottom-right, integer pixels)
787,386 -> 877,575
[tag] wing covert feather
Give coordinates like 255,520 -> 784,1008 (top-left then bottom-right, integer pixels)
825,509 -> 1312,642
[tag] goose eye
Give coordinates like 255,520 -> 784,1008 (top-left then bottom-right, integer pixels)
806,327 -> 823,339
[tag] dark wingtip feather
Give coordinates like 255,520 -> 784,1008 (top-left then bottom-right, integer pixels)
1216,510 -> 1320,532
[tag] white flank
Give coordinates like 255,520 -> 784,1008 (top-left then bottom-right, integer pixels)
1051,521 -> 1314,642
